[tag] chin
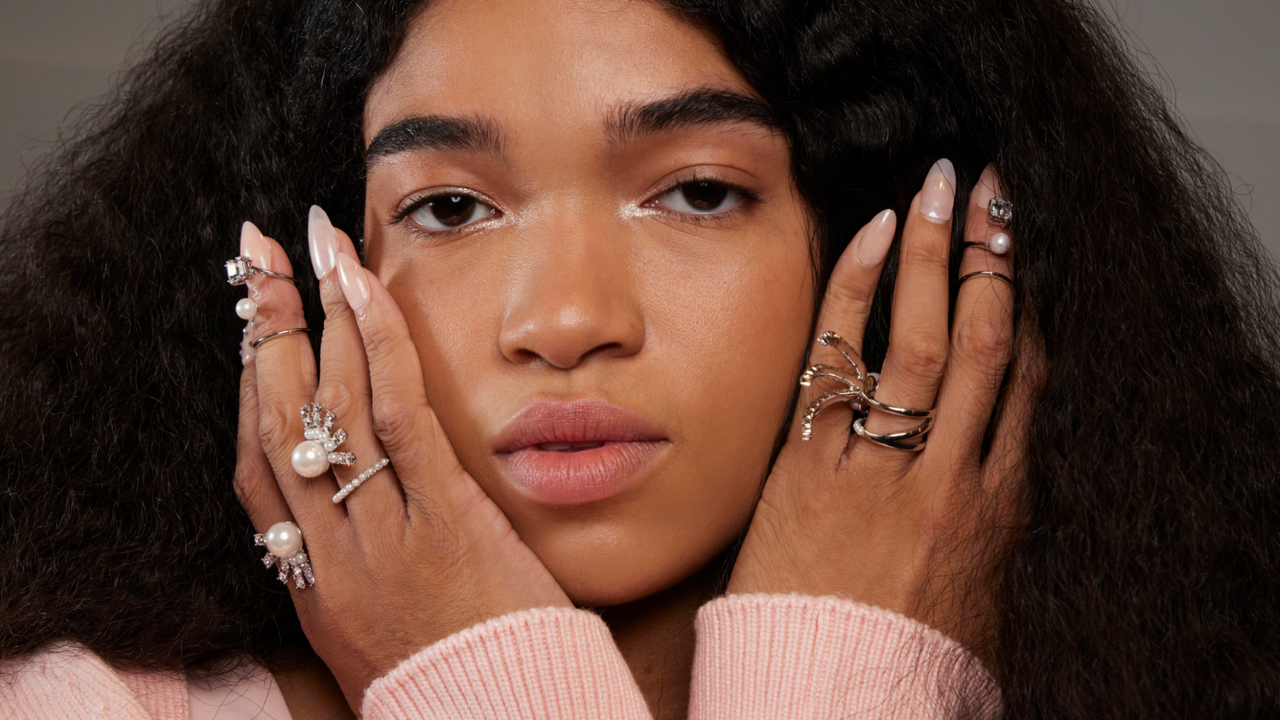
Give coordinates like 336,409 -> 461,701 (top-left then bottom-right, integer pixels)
531,525 -> 731,607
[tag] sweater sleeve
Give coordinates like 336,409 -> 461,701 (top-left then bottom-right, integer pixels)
688,594 -> 1001,720
360,607 -> 653,720
0,643 -> 188,720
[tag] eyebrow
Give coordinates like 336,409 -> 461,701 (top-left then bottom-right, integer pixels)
366,115 -> 504,166
364,88 -> 778,167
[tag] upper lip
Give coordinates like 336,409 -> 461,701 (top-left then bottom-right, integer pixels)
493,397 -> 668,454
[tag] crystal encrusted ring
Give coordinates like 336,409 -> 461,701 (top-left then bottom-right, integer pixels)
291,402 -> 356,477
254,521 -> 314,589
225,256 -> 297,285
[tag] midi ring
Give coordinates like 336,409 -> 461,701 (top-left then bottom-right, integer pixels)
959,270 -> 1014,288
226,256 -> 297,285
292,402 -> 356,477
987,197 -> 1012,227
249,327 -> 310,349
333,458 -> 391,504
962,232 -> 1011,255
254,521 -> 315,589
853,416 -> 932,452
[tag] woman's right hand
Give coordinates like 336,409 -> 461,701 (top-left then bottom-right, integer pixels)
233,208 -> 572,710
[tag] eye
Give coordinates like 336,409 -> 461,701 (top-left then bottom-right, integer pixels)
653,180 -> 744,216
407,192 -> 498,231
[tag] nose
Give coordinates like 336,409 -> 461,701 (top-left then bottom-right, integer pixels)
498,221 -> 645,370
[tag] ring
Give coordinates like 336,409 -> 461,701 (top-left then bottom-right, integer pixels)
254,521 -> 314,589
962,231 -> 1011,255
861,385 -> 934,419
226,256 -> 297,285
959,270 -> 1014,288
987,197 -> 1012,227
852,416 -> 931,452
292,402 -> 356,477
249,327 -> 310,349
799,331 -> 875,441
333,458 -> 391,504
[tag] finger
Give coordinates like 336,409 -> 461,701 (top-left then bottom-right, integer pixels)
244,222 -> 339,532
334,253 -> 471,519
307,206 -> 406,523
794,209 -> 896,455
234,351 -> 293,533
930,166 -> 1015,473
866,159 -> 956,440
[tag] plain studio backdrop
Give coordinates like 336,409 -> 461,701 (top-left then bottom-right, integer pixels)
1,0 -> 1277,262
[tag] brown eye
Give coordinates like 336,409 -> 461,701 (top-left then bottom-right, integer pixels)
409,193 -> 496,230
655,181 -> 742,215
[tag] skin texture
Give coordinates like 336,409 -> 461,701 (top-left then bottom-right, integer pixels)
233,0 -> 1025,716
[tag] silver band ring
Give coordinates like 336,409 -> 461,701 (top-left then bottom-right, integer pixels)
987,197 -> 1012,227
853,416 -> 932,452
250,327 -> 311,349
333,458 -> 391,504
861,387 -> 934,419
226,256 -> 297,285
959,270 -> 1014,288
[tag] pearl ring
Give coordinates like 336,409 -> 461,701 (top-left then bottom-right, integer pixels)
254,521 -> 314,589
291,402 -> 356,477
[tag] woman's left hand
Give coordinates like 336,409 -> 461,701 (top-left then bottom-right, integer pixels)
727,163 -> 1035,643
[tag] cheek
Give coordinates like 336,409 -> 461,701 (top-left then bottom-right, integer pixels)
372,223 -> 814,605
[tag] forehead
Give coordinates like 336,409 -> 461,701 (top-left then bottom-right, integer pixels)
363,0 -> 756,144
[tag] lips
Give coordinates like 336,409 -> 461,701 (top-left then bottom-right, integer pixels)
494,398 -> 669,506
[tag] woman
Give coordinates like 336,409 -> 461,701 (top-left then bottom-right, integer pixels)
3,0 -> 1278,718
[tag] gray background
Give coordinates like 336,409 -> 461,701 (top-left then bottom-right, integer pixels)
1,0 -> 1277,260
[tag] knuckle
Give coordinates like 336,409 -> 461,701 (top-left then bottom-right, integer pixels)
232,464 -> 266,510
314,380 -> 361,422
897,334 -> 949,379
954,315 -> 1010,362
371,395 -> 418,448
256,400 -> 297,455
825,276 -> 874,319
363,320 -> 402,360
899,237 -> 947,267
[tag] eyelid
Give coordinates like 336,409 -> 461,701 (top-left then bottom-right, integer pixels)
386,183 -> 501,234
641,174 -> 762,219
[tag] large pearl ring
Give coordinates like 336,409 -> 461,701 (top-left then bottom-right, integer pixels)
254,521 -> 314,589
291,402 -> 356,477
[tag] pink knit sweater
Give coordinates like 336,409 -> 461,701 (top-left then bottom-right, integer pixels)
1,594 -> 1000,719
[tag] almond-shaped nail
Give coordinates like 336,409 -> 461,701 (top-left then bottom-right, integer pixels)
919,159 -> 956,223
973,165 -> 1000,212
858,209 -> 896,266
308,205 -> 339,280
240,221 -> 271,286
336,254 -> 370,313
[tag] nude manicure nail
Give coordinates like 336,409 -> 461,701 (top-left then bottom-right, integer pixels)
858,209 -> 896,266
308,205 -> 339,280
240,221 -> 271,286
919,159 -> 957,223
336,254 -> 370,313
973,165 -> 1000,212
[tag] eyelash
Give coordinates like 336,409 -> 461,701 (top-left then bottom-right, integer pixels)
391,176 -> 762,238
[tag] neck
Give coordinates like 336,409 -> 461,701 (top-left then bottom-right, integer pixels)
596,564 -> 722,720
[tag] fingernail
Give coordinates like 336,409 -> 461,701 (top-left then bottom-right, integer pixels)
240,221 -> 270,286
919,159 -> 956,224
973,165 -> 1000,211
308,205 -> 339,280
336,254 -> 370,313
858,209 -> 896,266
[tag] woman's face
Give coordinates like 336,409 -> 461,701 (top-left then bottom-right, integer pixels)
362,0 -> 813,605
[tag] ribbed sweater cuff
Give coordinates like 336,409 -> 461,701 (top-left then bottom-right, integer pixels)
362,607 -> 652,720
689,594 -> 1001,720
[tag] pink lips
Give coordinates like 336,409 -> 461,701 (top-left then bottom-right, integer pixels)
494,398 -> 669,506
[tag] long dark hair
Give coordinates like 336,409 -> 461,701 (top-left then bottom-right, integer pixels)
3,0 -> 1277,717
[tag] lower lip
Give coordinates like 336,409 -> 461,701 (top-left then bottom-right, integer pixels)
498,441 -> 668,506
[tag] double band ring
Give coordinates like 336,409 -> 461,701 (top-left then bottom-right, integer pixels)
226,256 -> 296,285
250,327 -> 311,349
853,416 -> 931,452
255,521 -> 315,589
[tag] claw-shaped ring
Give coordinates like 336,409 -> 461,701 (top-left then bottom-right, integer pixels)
291,402 -> 356,477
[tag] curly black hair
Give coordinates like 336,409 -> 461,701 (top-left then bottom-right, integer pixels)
3,1 -> 1278,717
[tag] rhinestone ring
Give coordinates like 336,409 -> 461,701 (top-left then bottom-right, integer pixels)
255,521 -> 315,589
291,402 -> 356,477
226,256 -> 297,285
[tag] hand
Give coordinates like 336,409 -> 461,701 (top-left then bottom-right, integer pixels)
233,208 -> 571,710
727,163 -> 1035,644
